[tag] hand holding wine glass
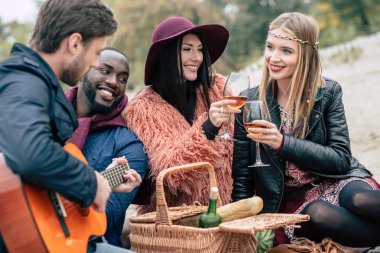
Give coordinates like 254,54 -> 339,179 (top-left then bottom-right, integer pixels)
217,72 -> 250,141
208,100 -> 240,128
242,100 -> 271,167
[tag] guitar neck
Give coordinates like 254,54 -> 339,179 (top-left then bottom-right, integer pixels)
100,163 -> 130,189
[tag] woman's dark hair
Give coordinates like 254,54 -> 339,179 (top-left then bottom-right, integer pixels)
152,33 -> 212,124
30,0 -> 117,53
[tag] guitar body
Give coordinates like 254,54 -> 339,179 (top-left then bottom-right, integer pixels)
23,185 -> 106,253
0,143 -> 107,253
0,153 -> 47,253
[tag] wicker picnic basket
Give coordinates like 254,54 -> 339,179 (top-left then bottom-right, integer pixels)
129,162 -> 309,253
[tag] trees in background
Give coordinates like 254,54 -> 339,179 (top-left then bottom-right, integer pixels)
1,0 -> 380,88
313,0 -> 380,46
0,20 -> 31,60
220,0 -> 311,70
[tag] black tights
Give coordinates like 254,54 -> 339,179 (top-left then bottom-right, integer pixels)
294,181 -> 380,247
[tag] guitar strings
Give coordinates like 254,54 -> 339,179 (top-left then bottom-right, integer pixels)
60,163 -> 131,214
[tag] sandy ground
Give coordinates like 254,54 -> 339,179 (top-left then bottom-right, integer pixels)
321,33 -> 380,181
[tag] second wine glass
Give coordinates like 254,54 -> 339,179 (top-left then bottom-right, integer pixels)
242,100 -> 271,167
218,72 -> 249,141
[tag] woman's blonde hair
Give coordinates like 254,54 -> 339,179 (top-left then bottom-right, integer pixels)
259,12 -> 324,138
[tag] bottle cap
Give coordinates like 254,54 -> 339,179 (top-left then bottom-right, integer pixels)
210,187 -> 219,199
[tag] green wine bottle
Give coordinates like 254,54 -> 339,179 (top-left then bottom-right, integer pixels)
199,187 -> 222,228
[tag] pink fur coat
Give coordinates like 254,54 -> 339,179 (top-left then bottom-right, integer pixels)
122,75 -> 233,213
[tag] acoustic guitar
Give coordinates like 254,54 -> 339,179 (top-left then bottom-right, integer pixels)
0,143 -> 130,253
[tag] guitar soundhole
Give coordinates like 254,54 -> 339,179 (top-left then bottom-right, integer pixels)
77,207 -> 90,216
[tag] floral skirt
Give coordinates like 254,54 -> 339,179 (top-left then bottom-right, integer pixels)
274,177 -> 380,245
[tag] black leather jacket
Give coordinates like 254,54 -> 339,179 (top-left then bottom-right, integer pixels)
232,78 -> 372,213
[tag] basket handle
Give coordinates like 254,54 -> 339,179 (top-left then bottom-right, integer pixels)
155,162 -> 217,225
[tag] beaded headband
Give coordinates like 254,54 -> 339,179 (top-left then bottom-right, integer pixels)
268,31 -> 319,49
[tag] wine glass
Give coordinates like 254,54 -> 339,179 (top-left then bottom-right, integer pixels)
242,100 -> 271,167
217,72 -> 250,141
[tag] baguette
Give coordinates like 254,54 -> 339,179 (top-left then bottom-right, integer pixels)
173,196 -> 263,226
218,196 -> 263,222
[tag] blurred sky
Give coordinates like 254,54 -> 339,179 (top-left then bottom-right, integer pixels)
0,0 -> 38,23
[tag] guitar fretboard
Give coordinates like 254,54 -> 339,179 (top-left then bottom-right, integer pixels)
101,163 -> 130,189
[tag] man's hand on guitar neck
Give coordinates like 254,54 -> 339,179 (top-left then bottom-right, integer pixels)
113,169 -> 142,193
92,157 -> 143,212
106,156 -> 142,193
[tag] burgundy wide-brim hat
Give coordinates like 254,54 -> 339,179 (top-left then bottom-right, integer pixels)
144,16 -> 229,85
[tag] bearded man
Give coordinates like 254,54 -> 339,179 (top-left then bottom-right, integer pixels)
66,48 -> 147,247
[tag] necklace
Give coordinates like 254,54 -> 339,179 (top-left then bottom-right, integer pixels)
278,105 -> 295,134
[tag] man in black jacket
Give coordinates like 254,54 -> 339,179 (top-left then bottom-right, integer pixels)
0,1 -> 135,253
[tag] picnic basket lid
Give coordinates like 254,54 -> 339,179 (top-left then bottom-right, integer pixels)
129,204 -> 207,223
219,213 -> 310,234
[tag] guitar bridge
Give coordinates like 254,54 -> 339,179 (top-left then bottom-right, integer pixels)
50,191 -> 70,237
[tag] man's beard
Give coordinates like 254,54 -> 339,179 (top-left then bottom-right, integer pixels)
82,75 -> 122,115
61,51 -> 86,86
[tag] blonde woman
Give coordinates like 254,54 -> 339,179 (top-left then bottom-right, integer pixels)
232,12 -> 380,247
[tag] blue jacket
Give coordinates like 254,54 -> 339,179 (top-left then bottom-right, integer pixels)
0,43 -> 98,252
82,127 -> 148,246
0,43 -> 97,206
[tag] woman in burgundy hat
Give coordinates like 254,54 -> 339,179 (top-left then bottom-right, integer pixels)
122,17 -> 237,213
